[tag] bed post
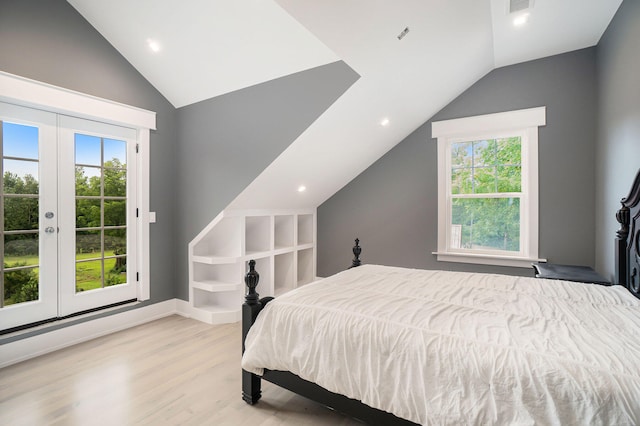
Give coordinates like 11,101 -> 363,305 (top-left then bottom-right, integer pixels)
242,260 -> 263,405
615,168 -> 640,296
350,238 -> 362,268
615,204 -> 630,286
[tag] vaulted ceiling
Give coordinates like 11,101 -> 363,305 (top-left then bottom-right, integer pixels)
67,0 -> 622,210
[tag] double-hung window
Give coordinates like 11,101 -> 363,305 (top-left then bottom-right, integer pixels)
432,107 -> 546,268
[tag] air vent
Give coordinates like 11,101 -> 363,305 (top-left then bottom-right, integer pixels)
509,0 -> 532,14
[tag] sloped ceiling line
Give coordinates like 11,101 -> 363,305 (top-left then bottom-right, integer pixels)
67,0 -> 623,211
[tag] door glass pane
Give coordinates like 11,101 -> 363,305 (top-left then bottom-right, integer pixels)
76,199 -> 101,228
2,122 -> 40,308
104,200 -> 126,226
4,267 -> 39,305
104,169 -> 126,197
2,122 -> 38,159
4,198 -> 39,231
74,133 -> 127,293
76,260 -> 103,292
105,256 -> 126,286
75,134 -> 101,166
104,139 -> 126,164
76,230 -> 101,255
75,166 -> 101,196
3,159 -> 38,194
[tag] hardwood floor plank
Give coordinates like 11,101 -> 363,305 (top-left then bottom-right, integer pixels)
0,315 -> 363,425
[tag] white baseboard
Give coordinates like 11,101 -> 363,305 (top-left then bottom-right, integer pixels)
1,299 -> 182,369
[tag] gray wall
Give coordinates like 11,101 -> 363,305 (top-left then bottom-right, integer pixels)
595,0 -> 640,282
318,48 -> 598,278
0,0 -> 178,305
0,0 -> 360,324
175,62 -> 359,300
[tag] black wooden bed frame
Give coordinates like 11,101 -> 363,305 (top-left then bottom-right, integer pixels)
241,169 -> 640,425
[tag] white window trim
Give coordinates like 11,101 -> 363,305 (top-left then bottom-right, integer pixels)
0,70 -> 155,300
432,107 -> 546,268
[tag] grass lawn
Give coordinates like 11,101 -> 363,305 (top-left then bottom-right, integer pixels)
4,251 -> 126,293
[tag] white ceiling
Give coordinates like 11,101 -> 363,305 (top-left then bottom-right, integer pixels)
67,0 -> 622,211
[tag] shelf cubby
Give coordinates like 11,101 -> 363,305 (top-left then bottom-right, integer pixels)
274,252 -> 295,296
297,248 -> 314,286
192,262 -> 241,291
274,215 -> 294,250
245,216 -> 271,255
297,214 -> 314,245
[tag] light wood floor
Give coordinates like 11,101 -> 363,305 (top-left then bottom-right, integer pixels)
0,315 -> 363,425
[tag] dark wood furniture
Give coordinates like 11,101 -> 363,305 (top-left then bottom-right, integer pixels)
241,168 -> 640,425
616,169 -> 640,299
532,262 -> 610,285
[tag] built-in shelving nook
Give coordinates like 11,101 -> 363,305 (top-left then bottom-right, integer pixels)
188,209 -> 316,324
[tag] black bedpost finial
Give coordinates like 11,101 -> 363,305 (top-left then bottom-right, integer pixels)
244,259 -> 260,305
351,238 -> 362,268
616,204 -> 630,239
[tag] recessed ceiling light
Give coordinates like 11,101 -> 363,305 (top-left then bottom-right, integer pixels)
297,185 -> 306,193
380,118 -> 390,127
147,38 -> 161,53
513,13 -> 529,27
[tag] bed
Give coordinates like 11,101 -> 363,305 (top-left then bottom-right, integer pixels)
240,173 -> 640,425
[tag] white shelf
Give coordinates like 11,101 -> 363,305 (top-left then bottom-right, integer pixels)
192,280 -> 241,293
189,209 -> 316,324
192,255 -> 240,265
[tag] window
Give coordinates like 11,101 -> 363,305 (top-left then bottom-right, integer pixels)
432,107 -> 546,268
0,71 -> 155,330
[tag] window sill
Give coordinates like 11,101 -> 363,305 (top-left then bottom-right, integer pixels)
432,251 -> 546,268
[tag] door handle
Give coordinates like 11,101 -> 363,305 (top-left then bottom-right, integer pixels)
45,226 -> 56,234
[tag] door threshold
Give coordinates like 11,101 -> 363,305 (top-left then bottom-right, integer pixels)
0,299 -> 139,338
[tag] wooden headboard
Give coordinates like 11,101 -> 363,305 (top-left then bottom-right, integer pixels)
615,169 -> 640,298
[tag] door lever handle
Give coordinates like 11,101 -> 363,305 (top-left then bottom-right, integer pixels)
45,226 -> 56,234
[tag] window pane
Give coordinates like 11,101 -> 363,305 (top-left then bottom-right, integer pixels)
3,160 -> 39,194
104,256 -> 126,286
473,140 -> 496,167
76,230 -> 101,256
4,198 -> 38,231
452,197 -> 520,252
76,260 -> 103,292
473,167 -> 496,194
3,268 -> 39,305
76,199 -> 101,229
451,168 -> 472,195
105,229 -> 126,255
75,166 -> 101,196
5,234 -> 39,264
75,134 -> 101,166
104,139 -> 126,166
451,142 -> 472,167
497,166 -> 521,192
103,168 -> 126,197
3,122 -> 38,160
496,137 -> 521,165
104,200 -> 126,226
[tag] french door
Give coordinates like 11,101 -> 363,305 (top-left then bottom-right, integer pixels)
0,102 -> 138,331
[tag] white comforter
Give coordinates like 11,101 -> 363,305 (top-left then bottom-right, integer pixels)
241,265 -> 640,425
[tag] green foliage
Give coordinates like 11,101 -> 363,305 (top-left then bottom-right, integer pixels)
3,262 -> 39,305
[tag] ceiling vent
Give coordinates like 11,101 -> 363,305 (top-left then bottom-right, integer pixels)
509,0 -> 533,14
